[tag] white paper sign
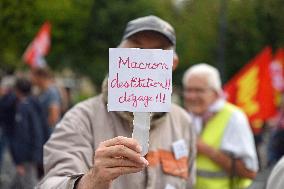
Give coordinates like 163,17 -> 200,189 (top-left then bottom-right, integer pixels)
108,48 -> 173,112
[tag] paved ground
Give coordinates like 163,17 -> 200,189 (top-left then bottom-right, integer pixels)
0,148 -> 16,189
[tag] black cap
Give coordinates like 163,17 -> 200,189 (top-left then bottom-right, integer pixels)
122,15 -> 176,47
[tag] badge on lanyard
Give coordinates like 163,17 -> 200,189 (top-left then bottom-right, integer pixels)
172,139 -> 188,160
164,183 -> 176,189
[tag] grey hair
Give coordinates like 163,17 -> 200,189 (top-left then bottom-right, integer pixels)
182,63 -> 222,93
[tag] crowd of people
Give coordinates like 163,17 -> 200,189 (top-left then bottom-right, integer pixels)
0,67 -> 69,188
0,15 -> 284,189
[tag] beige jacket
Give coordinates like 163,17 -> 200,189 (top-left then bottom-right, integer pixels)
266,156 -> 284,189
36,94 -> 196,189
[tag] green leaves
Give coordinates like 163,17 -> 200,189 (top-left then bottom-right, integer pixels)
0,0 -> 283,90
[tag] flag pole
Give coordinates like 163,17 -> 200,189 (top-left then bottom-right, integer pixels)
217,0 -> 227,84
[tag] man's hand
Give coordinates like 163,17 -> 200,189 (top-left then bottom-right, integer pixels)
76,136 -> 148,189
197,138 -> 256,179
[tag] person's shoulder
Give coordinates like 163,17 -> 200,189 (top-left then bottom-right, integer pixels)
0,91 -> 16,107
16,99 -> 35,118
170,103 -> 189,114
225,101 -> 248,119
41,85 -> 59,100
267,157 -> 284,189
169,103 -> 192,123
57,94 -> 104,129
225,102 -> 241,112
47,85 -> 61,96
271,156 -> 284,171
168,104 -> 195,141
18,97 -> 34,112
66,94 -> 105,116
17,100 -> 28,111
75,94 -> 104,108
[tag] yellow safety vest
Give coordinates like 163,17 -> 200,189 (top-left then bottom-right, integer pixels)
195,103 -> 252,189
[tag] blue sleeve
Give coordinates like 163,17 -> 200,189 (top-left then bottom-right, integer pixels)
47,87 -> 61,107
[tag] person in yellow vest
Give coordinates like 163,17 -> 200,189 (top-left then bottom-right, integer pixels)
182,63 -> 258,189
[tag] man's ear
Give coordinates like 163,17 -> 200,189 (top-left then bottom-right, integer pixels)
173,52 -> 179,71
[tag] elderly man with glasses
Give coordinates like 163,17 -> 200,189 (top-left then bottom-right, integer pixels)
182,63 -> 258,189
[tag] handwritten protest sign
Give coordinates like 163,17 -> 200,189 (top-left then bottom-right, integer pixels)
108,48 -> 173,112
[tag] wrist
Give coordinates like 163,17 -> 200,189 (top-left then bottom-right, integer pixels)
76,172 -> 93,189
76,168 -> 110,189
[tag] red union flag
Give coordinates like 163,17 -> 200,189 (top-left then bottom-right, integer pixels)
23,22 -> 51,68
224,47 -> 276,134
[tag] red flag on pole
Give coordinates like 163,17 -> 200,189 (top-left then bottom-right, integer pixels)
23,22 -> 51,68
224,47 -> 277,134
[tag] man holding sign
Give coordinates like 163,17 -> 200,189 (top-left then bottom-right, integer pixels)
37,15 -> 196,189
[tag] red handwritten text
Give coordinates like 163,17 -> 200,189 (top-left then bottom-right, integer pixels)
156,93 -> 166,103
110,73 -> 171,90
118,57 -> 169,70
119,92 -> 153,107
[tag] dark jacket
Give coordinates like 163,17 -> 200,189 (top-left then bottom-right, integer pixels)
10,96 -> 44,165
0,91 -> 17,136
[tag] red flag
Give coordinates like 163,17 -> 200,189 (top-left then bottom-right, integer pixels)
23,22 -> 51,68
224,47 -> 276,134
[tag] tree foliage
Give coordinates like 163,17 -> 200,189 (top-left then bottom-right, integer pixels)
0,0 -> 283,89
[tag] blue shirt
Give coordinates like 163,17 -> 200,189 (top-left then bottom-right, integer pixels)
38,85 -> 61,126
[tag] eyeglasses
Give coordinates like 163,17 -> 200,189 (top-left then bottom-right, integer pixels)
183,87 -> 213,95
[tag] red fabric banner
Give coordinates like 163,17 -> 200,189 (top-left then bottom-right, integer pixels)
23,22 -> 51,68
224,47 -> 276,134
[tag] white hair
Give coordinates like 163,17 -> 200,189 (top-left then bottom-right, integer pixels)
182,63 -> 222,93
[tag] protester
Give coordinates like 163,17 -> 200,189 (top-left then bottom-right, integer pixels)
0,74 -> 17,174
0,91 -> 16,177
182,63 -> 258,189
248,102 -> 284,188
9,77 -> 44,189
267,98 -> 284,167
31,67 -> 61,137
37,15 -> 196,189
57,83 -> 73,116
